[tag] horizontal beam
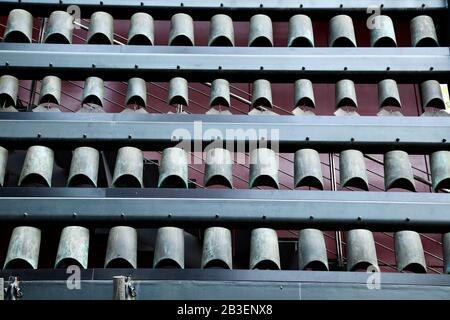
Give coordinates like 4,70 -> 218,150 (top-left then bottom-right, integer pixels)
0,1 -> 445,20
0,113 -> 448,153
1,269 -> 449,300
0,188 -> 449,231
1,44 -> 449,83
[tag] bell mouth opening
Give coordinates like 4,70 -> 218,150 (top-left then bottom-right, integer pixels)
209,36 -> 234,47
39,94 -> 60,106
295,176 -> 324,190
158,175 -> 188,188
337,97 -> 357,109
203,259 -> 231,269
128,34 -> 153,46
170,35 -> 194,46
55,257 -> 85,269
331,37 -> 356,47
289,37 -> 313,47
400,262 -> 427,274
249,37 -> 273,47
424,98 -> 445,110
126,96 -> 146,109
105,258 -> 135,269
154,258 -> 183,269
4,258 -> 35,270
82,95 -> 103,107
113,174 -> 142,188
296,97 -> 315,109
386,178 -> 416,192
252,259 -> 280,270
415,37 -> 438,47
373,37 -> 396,47
4,31 -> 31,43
348,261 -> 378,272
210,97 -> 230,108
45,33 -> 71,44
250,175 -> 278,189
88,33 -> 113,45
435,178 -> 450,191
68,174 -> 96,188
169,96 -> 188,107
381,97 -> 401,109
0,95 -> 16,108
205,175 -> 232,188
20,173 -> 51,187
302,260 -> 329,271
342,177 -> 369,191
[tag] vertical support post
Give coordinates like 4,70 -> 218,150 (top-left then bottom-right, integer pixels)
113,276 -> 136,300
329,153 -> 344,269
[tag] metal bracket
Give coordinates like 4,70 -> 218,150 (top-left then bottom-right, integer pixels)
113,276 -> 136,300
4,277 -> 23,300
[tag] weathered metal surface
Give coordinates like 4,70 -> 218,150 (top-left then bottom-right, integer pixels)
128,12 -> 154,45
378,79 -> 401,108
395,230 -> 427,273
81,76 -> 104,107
168,13 -> 194,46
0,75 -> 19,107
204,147 -> 233,188
410,15 -> 439,47
294,148 -> 323,189
158,147 -> 189,188
0,146 -> 7,187
328,15 -> 356,47
251,79 -> 272,109
168,77 -> 189,106
298,229 -> 328,271
55,226 -> 89,269
44,10 -> 73,44
208,14 -> 234,47
19,145 -> 54,187
201,227 -> 232,269
112,146 -> 144,188
105,226 -> 137,268
4,226 -> 41,269
370,15 -> 397,47
209,79 -> 230,107
335,79 -> 357,108
153,226 -> 185,269
249,148 -> 279,189
248,14 -> 273,47
250,228 -> 280,270
87,11 -> 114,44
125,77 -> 147,107
67,146 -> 99,187
430,150 -> 450,191
444,233 -> 450,274
384,150 -> 416,191
287,14 -> 314,47
339,149 -> 369,190
38,75 -> 61,105
346,229 -> 378,271
112,276 -> 136,300
420,80 -> 445,110
294,79 -> 315,108
3,9 -> 33,43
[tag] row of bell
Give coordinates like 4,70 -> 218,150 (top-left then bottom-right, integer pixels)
1,75 -> 446,112
3,9 -> 440,47
2,145 -> 449,191
3,225 -> 449,273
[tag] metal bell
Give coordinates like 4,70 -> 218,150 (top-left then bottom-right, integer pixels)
410,15 -> 439,47
0,75 -> 19,107
443,233 -> 450,274
336,79 -> 358,108
420,80 -> 445,110
153,227 -> 185,269
298,229 -> 328,271
158,147 -> 188,188
250,228 -> 280,270
125,78 -> 147,107
204,148 -> 233,188
294,79 -> 315,108
4,226 -> 41,269
82,76 -> 104,107
0,146 -> 7,186
44,10 -> 73,44
112,146 -> 144,188
39,76 -> 61,105
3,9 -> 33,43
294,149 -> 324,190
288,14 -> 314,47
328,15 -> 356,47
128,12 -> 154,45
67,146 -> 99,187
87,11 -> 114,44
249,148 -> 279,189
431,151 -> 450,191
209,79 -> 230,107
168,13 -> 194,46
384,150 -> 416,191
19,145 -> 54,187
378,79 -> 401,108
168,77 -> 189,106
339,149 -> 369,190
55,226 -> 89,269
251,79 -> 272,109
104,226 -> 137,268
346,229 -> 378,271
208,14 -> 234,46
370,15 -> 397,47
201,227 -> 232,269
248,14 -> 273,47
395,230 -> 426,273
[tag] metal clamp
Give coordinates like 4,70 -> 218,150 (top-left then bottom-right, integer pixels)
113,276 -> 136,300
5,277 -> 22,300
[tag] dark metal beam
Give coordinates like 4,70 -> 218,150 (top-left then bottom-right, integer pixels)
0,113 -> 448,154
0,0 -> 445,20
1,44 -> 449,83
0,188 -> 449,232
1,269 -> 449,300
